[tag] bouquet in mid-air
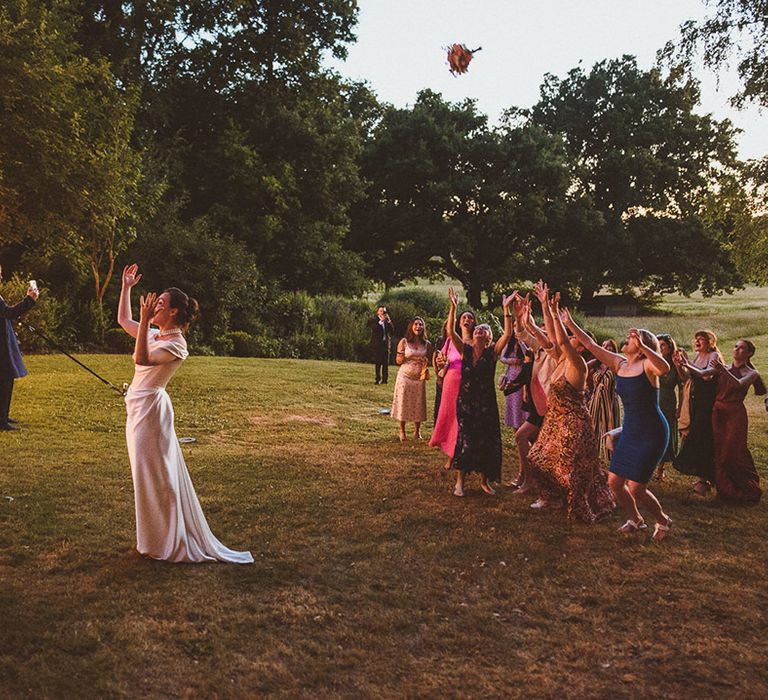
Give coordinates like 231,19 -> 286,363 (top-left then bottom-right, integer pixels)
446,43 -> 482,76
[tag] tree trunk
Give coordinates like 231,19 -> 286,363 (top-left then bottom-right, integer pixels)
90,235 -> 116,307
466,283 -> 482,310
577,283 -> 598,306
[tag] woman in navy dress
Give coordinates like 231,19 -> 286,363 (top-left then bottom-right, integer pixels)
562,314 -> 673,542
445,287 -> 514,497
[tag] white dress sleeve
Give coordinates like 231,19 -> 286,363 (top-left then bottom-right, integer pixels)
158,335 -> 189,361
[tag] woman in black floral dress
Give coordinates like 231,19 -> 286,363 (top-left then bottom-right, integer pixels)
446,288 -> 514,497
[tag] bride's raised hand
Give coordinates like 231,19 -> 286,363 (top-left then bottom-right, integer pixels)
122,263 -> 142,289
139,292 -> 158,324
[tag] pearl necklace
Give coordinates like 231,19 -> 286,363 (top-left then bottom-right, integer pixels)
157,328 -> 183,337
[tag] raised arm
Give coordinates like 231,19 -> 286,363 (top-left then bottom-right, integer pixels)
679,350 -> 718,380
630,329 -> 670,377
534,281 -> 560,359
712,358 -> 759,388
672,349 -> 690,382
551,293 -> 587,388
514,294 -> 539,349
523,309 -> 552,351
446,288 -> 464,357
493,293 -> 515,357
118,264 -> 142,338
561,307 -> 624,373
550,294 -> 579,361
0,286 -> 37,320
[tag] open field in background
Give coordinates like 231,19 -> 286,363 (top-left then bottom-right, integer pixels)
2,288 -> 768,698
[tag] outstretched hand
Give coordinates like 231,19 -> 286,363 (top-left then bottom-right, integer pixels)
122,263 -> 142,289
511,292 -> 526,318
628,328 -> 646,350
559,305 -> 575,328
710,357 -> 727,373
448,287 -> 459,309
502,291 -> 516,311
534,279 -> 549,305
139,292 -> 158,325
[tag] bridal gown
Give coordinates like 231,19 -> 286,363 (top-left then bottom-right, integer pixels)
125,330 -> 253,563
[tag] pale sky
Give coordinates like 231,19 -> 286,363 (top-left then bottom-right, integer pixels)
327,0 -> 767,161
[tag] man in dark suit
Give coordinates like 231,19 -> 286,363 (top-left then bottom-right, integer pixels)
369,306 -> 394,384
0,265 -> 38,430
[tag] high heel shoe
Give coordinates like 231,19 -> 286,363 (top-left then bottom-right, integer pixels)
693,480 -> 711,496
618,518 -> 647,534
652,516 -> 673,542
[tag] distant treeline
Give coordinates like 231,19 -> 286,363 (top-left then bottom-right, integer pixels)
0,1 -> 765,355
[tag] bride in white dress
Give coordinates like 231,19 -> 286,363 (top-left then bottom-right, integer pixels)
118,264 -> 253,564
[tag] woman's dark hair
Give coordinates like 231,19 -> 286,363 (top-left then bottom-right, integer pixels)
740,339 -> 766,395
439,319 -> 450,342
502,330 -> 524,360
457,310 -> 476,335
164,287 -> 200,328
405,316 -> 428,344
656,334 -> 678,360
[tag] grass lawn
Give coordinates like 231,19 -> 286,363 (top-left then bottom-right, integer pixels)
2,290 -> 768,698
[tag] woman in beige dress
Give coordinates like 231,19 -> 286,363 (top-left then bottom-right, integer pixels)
391,317 -> 433,441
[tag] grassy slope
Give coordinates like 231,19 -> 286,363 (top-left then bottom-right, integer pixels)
2,291 -> 768,698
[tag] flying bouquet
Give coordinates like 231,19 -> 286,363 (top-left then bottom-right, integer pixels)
446,43 -> 482,76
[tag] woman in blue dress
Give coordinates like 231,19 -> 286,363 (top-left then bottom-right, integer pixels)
562,313 -> 673,542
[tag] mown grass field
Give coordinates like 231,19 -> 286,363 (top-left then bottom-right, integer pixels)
2,288 -> 768,698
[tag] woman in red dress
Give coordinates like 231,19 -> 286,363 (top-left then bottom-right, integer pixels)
711,340 -> 766,503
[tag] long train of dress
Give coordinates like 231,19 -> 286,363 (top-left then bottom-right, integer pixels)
126,331 -> 253,564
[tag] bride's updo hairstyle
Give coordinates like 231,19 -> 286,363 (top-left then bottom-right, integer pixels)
164,287 -> 200,329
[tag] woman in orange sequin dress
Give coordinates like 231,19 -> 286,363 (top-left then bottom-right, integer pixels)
527,283 -> 614,523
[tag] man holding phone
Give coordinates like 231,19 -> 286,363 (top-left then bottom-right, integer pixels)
369,306 -> 394,384
0,265 -> 39,430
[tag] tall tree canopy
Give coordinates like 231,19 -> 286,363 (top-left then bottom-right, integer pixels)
661,1 -> 768,286
0,1 -> 147,308
526,55 -> 744,300
661,0 -> 768,108
350,90 -> 575,307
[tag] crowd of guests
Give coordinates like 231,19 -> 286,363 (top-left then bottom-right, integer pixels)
382,284 -> 765,541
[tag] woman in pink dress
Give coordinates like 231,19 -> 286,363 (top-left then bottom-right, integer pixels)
429,310 -> 475,470
711,340 -> 765,503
